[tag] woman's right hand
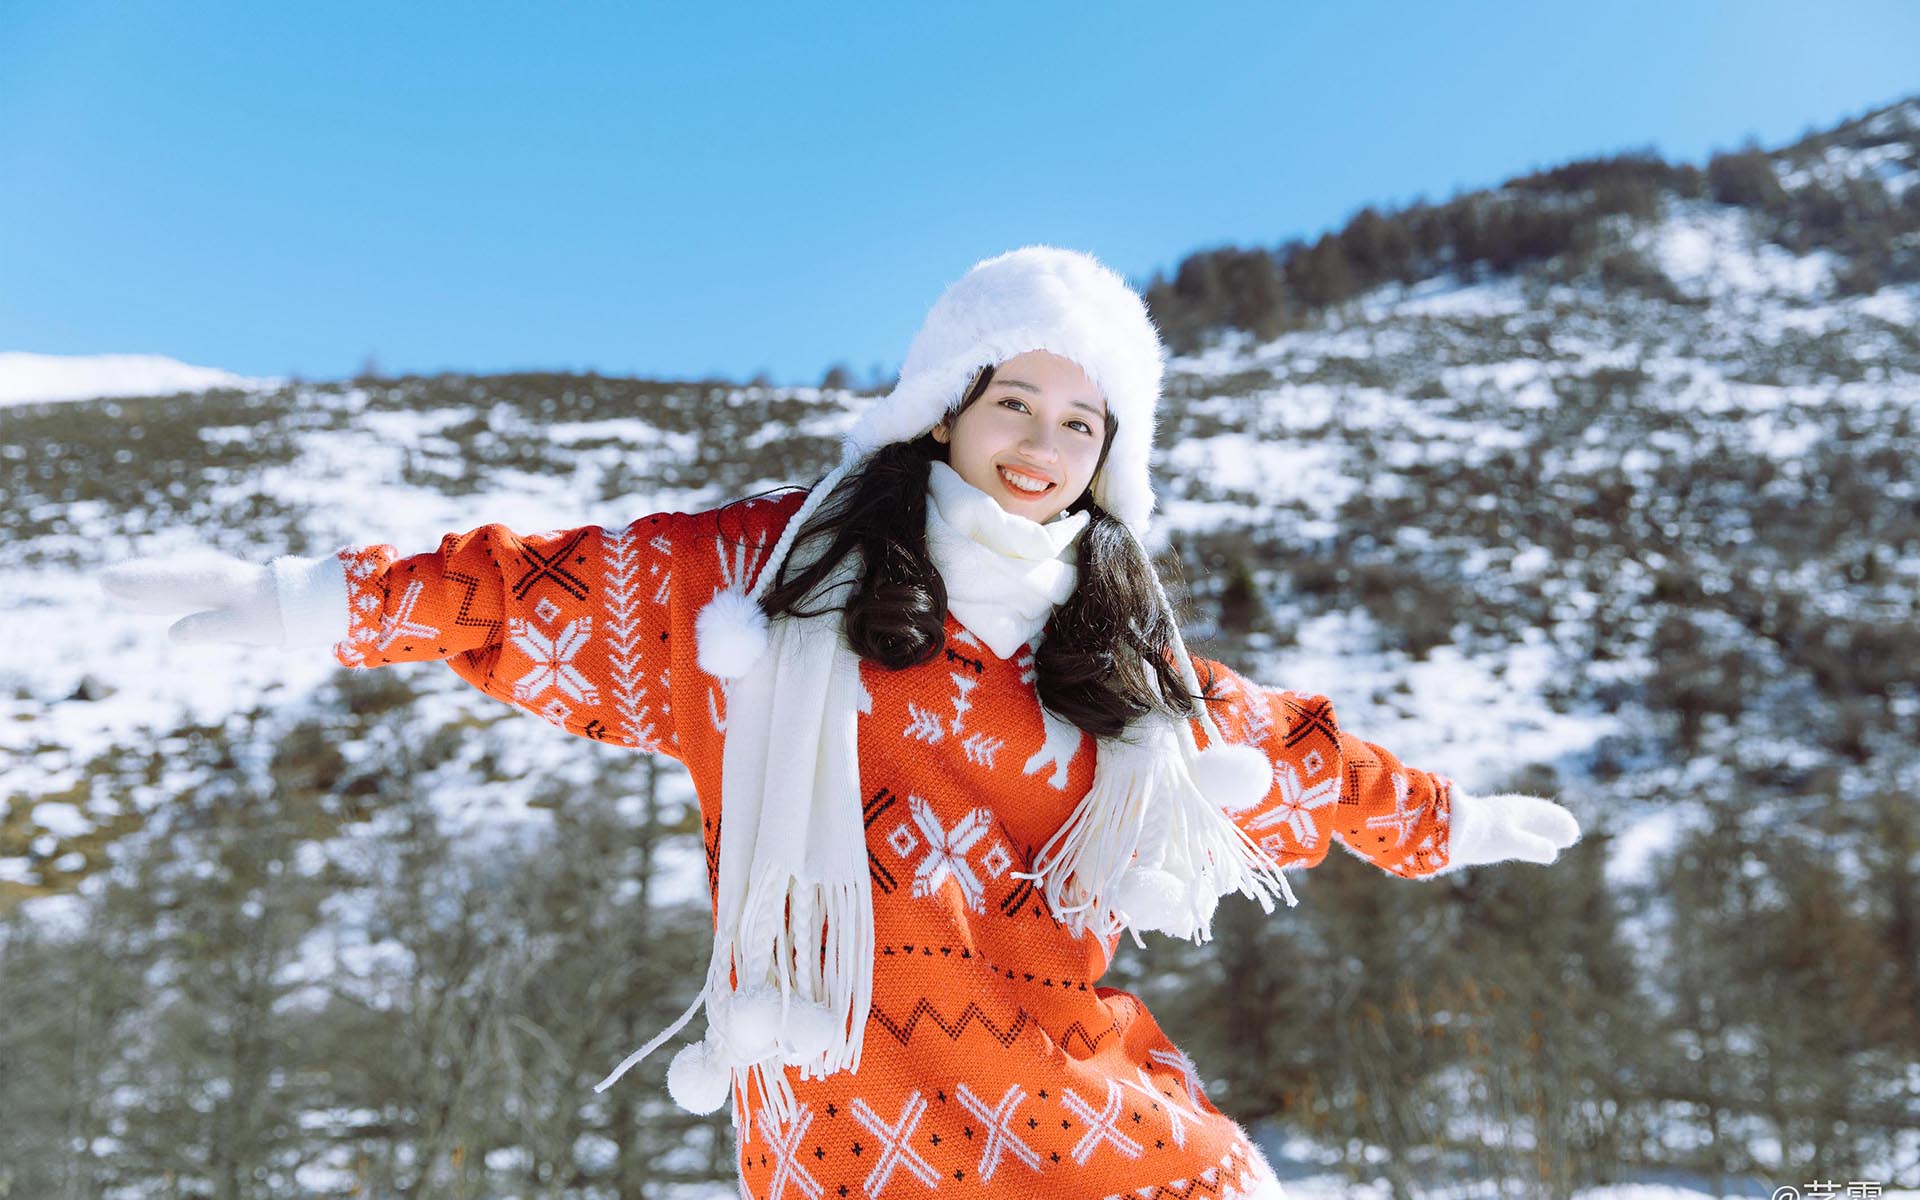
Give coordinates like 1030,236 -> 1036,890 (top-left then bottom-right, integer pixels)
98,551 -> 288,646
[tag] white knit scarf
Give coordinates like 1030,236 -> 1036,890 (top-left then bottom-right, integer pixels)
593,462 -> 1300,1135
592,462 -> 1095,1131
924,460 -> 1092,656
593,464 -> 1298,1127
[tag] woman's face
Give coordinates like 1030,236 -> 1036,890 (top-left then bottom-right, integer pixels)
930,350 -> 1109,524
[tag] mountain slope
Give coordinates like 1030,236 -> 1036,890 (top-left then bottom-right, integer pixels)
2,97 -> 1916,1196
0,351 -> 278,406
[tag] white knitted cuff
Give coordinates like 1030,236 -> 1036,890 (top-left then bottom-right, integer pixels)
1429,789 -> 1486,877
268,551 -> 350,649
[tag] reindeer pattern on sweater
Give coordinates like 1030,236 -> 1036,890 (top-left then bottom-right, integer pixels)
333,488 -> 1457,1200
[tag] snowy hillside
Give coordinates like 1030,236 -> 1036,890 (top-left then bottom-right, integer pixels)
0,350 -> 278,406
2,98 -> 1915,1199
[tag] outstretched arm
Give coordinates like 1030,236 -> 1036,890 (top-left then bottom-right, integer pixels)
99,487 -> 818,784
325,517 -> 681,755
100,515 -> 687,757
1186,657 -> 1579,879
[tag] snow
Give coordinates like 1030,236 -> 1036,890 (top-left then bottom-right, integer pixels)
1442,359 -> 1558,409
0,351 -> 279,406
7,138 -> 1920,1191
1637,204 -> 1837,301
1859,98 -> 1920,140
1775,126 -> 1920,199
1850,283 -> 1920,326
1357,273 -> 1533,320
1244,611 -> 1619,800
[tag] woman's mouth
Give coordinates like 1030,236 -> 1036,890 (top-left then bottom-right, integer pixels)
998,465 -> 1057,497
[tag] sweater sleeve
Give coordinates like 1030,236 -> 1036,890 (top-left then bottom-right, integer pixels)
1186,656 -> 1457,880
330,512 -> 684,756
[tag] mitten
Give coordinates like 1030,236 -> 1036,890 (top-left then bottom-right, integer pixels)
1440,792 -> 1581,872
98,550 -> 346,649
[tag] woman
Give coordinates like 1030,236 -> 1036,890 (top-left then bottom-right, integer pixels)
103,246 -> 1580,1199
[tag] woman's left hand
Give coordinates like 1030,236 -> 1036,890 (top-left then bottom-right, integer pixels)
1445,792 -> 1582,868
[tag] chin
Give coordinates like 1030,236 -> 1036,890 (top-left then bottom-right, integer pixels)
1007,497 -> 1073,524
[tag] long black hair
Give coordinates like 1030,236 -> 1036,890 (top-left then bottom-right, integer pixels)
724,363 -> 1215,740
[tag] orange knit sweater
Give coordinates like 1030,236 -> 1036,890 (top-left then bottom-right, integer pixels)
333,488 -> 1457,1199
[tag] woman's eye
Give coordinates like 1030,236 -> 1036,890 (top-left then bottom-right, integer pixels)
998,396 -> 1093,434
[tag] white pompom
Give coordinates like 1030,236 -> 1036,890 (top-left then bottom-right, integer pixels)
1114,866 -> 1189,935
780,1000 -> 842,1063
727,987 -> 784,1060
1190,742 -> 1271,811
696,588 -> 769,679
666,1040 -> 733,1115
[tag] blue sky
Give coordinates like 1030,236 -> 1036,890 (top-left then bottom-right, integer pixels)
2,2 -> 1915,388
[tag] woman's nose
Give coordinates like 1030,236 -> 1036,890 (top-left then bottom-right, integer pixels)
1020,433 -> 1061,460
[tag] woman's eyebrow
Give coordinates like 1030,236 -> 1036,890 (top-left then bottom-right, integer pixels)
995,378 -> 1105,417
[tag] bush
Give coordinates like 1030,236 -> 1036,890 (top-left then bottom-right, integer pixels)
1708,148 -> 1790,213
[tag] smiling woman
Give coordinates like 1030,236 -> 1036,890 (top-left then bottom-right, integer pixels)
930,349 -> 1112,524
747,342 -> 1192,746
99,246 -> 1580,1200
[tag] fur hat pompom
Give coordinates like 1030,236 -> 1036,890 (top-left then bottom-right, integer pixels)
696,588 -> 769,680
1113,866 -> 1188,934
780,1000 -> 843,1063
726,986 -> 786,1060
1189,742 -> 1272,812
666,1039 -> 733,1114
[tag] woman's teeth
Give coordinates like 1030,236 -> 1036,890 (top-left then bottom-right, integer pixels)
999,466 -> 1054,495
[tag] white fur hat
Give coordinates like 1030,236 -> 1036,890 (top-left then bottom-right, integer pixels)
696,242 -> 1291,928
842,244 -> 1166,535
696,245 -> 1172,682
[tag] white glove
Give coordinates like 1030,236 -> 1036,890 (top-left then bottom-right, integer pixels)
1441,791 -> 1581,871
97,550 -> 348,649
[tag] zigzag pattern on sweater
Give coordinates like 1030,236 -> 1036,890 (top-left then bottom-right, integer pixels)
864,996 -> 1119,1056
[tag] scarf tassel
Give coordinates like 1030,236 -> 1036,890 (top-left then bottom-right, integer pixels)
1017,715 -> 1298,946
595,863 -> 872,1144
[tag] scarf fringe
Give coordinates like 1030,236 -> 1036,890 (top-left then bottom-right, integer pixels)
739,1062 -> 795,1142
717,863 -> 870,1050
594,863 -> 871,1142
713,863 -> 873,1141
1169,711 -> 1300,922
602,459 -> 1307,1137
1017,682 -> 1299,944
1019,721 -> 1167,939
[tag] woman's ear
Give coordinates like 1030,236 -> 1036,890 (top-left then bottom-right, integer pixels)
930,422 -> 950,445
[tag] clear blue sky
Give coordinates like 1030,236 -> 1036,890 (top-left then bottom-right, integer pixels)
2,2 -> 1915,388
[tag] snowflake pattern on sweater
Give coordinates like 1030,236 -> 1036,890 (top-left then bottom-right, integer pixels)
333,489 -> 1458,1199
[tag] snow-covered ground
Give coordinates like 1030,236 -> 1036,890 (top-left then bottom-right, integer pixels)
0,350 -> 280,405
11,197 -> 1917,916
5,165 -> 1918,1191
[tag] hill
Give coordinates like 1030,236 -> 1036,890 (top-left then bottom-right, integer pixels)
1,96 -> 1915,1198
